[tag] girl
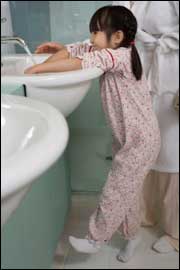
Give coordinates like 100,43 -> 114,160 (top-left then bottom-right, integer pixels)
25,6 -> 161,262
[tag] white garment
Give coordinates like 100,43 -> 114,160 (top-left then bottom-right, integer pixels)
113,1 -> 179,172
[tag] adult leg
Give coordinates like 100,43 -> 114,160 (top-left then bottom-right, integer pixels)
140,170 -> 159,227
153,172 -> 179,253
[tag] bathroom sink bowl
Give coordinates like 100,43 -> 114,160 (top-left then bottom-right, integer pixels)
1,94 -> 69,227
1,54 -> 103,116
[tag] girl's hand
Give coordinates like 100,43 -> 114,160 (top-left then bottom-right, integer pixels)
35,42 -> 65,54
24,64 -> 43,74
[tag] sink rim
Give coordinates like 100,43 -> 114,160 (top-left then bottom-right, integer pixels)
1,94 -> 69,199
1,54 -> 104,87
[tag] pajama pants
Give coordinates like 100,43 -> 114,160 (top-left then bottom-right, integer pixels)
87,133 -> 161,242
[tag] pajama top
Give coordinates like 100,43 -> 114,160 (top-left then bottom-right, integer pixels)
66,43 -> 160,157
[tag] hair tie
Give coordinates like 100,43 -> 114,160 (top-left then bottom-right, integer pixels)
130,40 -> 135,45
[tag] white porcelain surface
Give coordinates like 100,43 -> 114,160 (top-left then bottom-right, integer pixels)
1,54 -> 103,116
1,94 -> 69,226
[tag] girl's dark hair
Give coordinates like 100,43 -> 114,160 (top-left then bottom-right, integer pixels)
90,5 -> 142,80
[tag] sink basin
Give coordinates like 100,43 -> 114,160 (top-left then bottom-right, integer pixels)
1,94 -> 69,227
1,54 -> 103,116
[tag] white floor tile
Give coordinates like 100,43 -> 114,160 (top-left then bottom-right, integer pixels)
108,228 -> 179,269
64,246 -> 109,269
52,194 -> 179,270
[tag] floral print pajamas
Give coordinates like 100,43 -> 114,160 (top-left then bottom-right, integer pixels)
66,43 -> 161,242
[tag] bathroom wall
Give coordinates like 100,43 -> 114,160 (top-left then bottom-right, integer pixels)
9,1 -> 51,53
49,1 -> 111,44
1,85 -> 24,96
7,1 -> 113,192
67,81 -> 112,192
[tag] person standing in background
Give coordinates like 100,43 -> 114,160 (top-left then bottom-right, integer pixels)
113,1 -> 179,253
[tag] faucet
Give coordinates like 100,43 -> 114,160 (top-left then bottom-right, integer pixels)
1,36 -> 26,48
1,17 -> 28,67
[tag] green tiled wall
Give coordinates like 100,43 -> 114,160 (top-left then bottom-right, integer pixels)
68,130 -> 112,192
49,1 -> 112,44
67,80 -> 112,192
1,85 -> 24,96
10,1 -> 51,53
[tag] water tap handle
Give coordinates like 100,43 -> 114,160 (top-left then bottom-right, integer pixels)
1,17 -> 7,23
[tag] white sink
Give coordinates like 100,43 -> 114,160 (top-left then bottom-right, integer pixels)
1,94 -> 69,227
1,54 -> 103,116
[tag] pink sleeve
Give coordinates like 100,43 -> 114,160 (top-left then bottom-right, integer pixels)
65,43 -> 93,58
77,49 -> 116,72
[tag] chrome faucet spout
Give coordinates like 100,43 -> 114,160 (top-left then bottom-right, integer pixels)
1,36 -> 26,48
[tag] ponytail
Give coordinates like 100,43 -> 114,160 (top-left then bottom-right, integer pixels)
131,45 -> 142,81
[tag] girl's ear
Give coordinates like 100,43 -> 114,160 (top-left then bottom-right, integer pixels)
114,30 -> 124,45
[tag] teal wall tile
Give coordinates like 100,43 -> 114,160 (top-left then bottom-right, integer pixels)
9,1 -> 51,53
27,2 -> 50,45
50,1 -> 112,44
1,85 -> 24,96
68,132 -> 112,192
67,80 -> 108,129
68,80 -> 107,128
10,1 -> 29,48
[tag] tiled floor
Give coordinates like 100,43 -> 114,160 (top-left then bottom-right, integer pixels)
52,194 -> 179,269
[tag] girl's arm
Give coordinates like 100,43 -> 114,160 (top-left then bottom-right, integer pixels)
25,43 -> 93,74
43,48 -> 70,63
44,42 -> 94,64
35,42 -> 65,54
24,58 -> 82,74
25,48 -> 115,74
